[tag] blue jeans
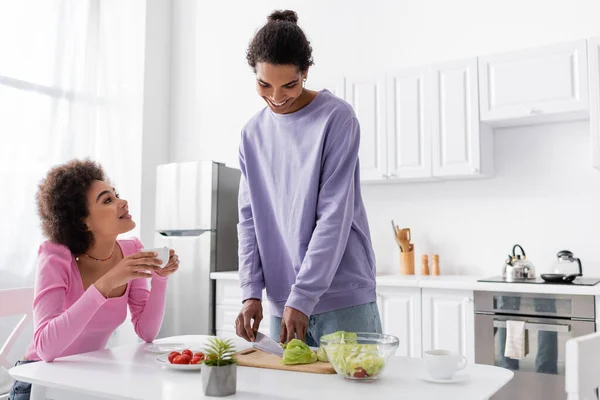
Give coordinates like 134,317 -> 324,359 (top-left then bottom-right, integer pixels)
8,360 -> 37,400
270,302 -> 382,347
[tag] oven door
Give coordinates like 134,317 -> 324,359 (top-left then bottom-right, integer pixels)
475,313 -> 595,399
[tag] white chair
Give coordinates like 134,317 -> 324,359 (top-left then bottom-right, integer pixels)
0,287 -> 34,400
566,332 -> 600,400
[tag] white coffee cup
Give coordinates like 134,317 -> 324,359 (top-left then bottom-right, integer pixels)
424,350 -> 467,379
142,247 -> 170,268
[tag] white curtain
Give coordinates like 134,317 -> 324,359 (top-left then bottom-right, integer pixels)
0,2 -> 147,386
0,0 -> 146,289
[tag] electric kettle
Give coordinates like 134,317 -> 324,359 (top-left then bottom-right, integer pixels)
540,250 -> 583,283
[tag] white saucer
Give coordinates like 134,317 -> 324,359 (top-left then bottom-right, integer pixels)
144,343 -> 188,354
155,353 -> 202,371
420,373 -> 468,384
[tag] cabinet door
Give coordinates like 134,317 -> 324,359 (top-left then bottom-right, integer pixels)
377,287 -> 421,357
479,40 -> 589,124
589,37 -> 600,170
431,58 -> 487,177
346,75 -> 388,181
422,289 -> 474,362
386,67 -> 432,179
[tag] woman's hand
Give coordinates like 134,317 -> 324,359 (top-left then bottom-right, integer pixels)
94,251 -> 161,297
155,249 -> 179,278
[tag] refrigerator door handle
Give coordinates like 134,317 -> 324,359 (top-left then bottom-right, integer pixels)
158,229 -> 214,237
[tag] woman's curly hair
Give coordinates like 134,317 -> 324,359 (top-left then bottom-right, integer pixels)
36,159 -> 107,255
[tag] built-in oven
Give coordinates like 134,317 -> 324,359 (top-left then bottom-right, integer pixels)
474,291 -> 596,400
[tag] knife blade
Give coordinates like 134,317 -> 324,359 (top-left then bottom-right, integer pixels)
253,331 -> 285,357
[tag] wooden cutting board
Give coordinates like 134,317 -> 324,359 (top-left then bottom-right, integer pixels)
234,348 -> 336,374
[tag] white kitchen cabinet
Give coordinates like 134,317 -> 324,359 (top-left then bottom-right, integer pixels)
589,37 -> 600,170
377,287 -> 422,357
431,58 -> 493,178
479,40 -> 589,125
421,288 -> 474,362
386,67 -> 433,179
345,74 -> 388,181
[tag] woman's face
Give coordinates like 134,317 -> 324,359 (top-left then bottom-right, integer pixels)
256,63 -> 307,114
85,180 -> 135,240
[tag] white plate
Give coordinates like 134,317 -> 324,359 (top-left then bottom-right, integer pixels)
144,343 -> 188,354
156,353 -> 202,371
420,373 -> 468,384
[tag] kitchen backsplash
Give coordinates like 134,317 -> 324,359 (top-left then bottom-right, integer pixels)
362,120 -> 600,277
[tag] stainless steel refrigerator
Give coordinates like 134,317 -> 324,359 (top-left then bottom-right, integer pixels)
154,161 -> 240,337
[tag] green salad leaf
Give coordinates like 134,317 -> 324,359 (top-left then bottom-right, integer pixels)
326,343 -> 385,377
316,346 -> 328,362
281,339 -> 318,365
317,331 -> 359,362
321,331 -> 358,344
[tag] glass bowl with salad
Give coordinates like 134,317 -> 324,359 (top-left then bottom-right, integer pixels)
319,332 -> 399,382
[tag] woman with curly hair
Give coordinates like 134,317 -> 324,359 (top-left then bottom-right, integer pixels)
9,159 -> 178,400
235,10 -> 381,346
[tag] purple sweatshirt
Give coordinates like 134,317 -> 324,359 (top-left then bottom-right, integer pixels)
237,89 -> 377,318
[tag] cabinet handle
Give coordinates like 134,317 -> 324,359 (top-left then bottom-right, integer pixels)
470,168 -> 479,173
529,108 -> 542,114
381,173 -> 388,179
389,173 -> 397,178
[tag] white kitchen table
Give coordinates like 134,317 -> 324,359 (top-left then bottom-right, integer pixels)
10,335 -> 513,400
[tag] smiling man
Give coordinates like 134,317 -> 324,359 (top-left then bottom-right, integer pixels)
234,10 -> 382,347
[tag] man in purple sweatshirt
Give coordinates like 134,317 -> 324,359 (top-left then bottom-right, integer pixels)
235,10 -> 382,346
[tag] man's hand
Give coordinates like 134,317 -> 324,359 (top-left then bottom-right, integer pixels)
280,306 -> 309,343
235,299 -> 263,342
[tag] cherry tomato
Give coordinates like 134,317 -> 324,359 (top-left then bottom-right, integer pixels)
168,351 -> 180,363
182,349 -> 193,358
173,355 -> 191,364
353,367 -> 368,378
194,352 -> 205,359
190,356 -> 202,364
181,354 -> 192,364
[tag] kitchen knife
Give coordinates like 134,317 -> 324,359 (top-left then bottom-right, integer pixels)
253,331 -> 285,357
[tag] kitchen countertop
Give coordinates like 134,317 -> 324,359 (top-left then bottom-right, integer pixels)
211,271 -> 600,295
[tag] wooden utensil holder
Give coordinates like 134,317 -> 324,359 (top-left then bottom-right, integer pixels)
400,250 -> 415,275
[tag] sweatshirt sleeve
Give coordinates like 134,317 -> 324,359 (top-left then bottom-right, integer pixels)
31,242 -> 108,362
237,136 -> 265,302
127,237 -> 168,342
285,118 -> 360,317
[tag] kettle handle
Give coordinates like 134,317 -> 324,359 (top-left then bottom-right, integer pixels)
575,258 -> 583,277
512,244 -> 526,258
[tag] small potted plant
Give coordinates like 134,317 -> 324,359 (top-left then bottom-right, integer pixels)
201,337 -> 237,397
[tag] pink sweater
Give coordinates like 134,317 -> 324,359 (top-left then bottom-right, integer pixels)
24,238 -> 168,362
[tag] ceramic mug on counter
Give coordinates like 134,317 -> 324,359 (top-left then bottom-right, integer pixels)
424,350 -> 467,379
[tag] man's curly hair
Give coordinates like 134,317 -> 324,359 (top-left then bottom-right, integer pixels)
246,10 -> 314,73
36,159 -> 107,255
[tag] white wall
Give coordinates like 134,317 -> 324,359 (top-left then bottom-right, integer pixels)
141,0 -> 172,248
169,0 -> 600,276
